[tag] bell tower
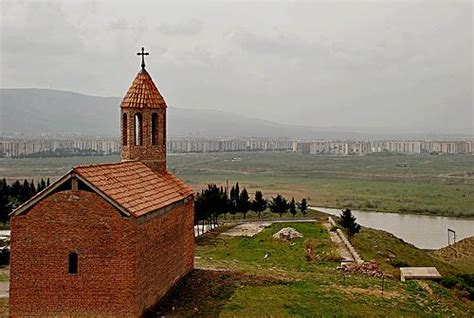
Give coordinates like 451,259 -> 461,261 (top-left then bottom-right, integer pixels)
120,47 -> 167,173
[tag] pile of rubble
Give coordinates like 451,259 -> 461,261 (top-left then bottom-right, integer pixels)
273,227 -> 303,241
337,260 -> 390,278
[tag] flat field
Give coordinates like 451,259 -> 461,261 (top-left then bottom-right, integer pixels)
1,152 -> 473,217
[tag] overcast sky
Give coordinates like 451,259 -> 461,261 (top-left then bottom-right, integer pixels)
1,0 -> 472,134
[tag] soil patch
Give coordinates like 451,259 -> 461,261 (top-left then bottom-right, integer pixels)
222,222 -> 272,237
148,269 -> 285,317
333,285 -> 402,299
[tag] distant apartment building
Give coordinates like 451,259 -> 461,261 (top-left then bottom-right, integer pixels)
370,141 -> 422,154
167,138 -> 294,153
0,137 -> 120,158
295,140 -> 370,155
1,136 -> 471,158
295,139 -> 472,156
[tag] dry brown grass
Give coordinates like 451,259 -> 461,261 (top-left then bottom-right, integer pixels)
304,240 -> 317,261
431,236 -> 474,273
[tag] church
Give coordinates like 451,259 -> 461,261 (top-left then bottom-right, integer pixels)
9,48 -> 195,317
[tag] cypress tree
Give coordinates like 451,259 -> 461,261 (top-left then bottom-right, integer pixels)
29,180 -> 37,198
234,182 -> 240,205
339,209 -> 361,241
10,180 -> 21,198
40,178 -> 46,190
289,197 -> 297,217
238,188 -> 251,219
19,179 -> 31,203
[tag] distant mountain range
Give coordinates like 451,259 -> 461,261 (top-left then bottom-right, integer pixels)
0,89 -> 470,139
0,88 -> 335,138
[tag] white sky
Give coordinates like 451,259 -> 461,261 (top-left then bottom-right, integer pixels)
1,0 -> 472,134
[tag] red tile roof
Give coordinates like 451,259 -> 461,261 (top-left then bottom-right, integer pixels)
74,161 -> 192,217
120,69 -> 167,109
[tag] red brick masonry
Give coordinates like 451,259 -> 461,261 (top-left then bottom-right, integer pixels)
9,191 -> 194,317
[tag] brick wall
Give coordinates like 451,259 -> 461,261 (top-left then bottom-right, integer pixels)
134,199 -> 194,312
9,190 -> 194,317
121,108 -> 166,173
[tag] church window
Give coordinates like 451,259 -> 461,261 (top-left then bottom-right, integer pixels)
68,252 -> 78,274
151,113 -> 158,145
135,113 -> 143,146
122,113 -> 128,146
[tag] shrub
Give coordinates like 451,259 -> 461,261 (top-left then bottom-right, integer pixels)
440,277 -> 459,289
390,258 -> 409,268
304,240 -> 316,261
319,250 -> 341,262
0,248 -> 9,266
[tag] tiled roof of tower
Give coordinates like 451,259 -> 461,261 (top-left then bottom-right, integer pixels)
74,161 -> 192,217
120,69 -> 167,109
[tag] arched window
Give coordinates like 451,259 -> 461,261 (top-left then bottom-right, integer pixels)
122,113 -> 128,146
151,113 -> 158,145
68,252 -> 78,274
134,113 -> 143,146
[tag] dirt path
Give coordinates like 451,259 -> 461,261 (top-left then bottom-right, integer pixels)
321,221 -> 354,262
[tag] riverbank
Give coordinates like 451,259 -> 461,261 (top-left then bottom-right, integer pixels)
314,207 -> 474,249
314,204 -> 474,219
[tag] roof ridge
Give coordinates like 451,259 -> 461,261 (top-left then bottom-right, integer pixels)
73,160 -> 141,170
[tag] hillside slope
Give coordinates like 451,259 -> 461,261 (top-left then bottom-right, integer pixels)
0,88 -> 324,138
431,236 -> 474,273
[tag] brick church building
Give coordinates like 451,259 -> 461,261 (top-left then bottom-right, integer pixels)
9,48 -> 195,317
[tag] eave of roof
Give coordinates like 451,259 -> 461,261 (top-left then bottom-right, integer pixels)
11,161 -> 193,219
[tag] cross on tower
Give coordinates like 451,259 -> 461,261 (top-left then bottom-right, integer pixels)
137,47 -> 149,69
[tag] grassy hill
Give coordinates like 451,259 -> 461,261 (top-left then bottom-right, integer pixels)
151,221 -> 473,317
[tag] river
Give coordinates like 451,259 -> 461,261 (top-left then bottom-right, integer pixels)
313,207 -> 474,250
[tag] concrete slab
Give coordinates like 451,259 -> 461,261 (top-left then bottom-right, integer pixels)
222,222 -> 272,237
0,282 -> 9,298
400,267 -> 442,281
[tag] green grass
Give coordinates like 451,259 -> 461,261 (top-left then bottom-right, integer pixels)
1,152 -> 473,217
0,274 -> 8,283
0,298 -> 7,318
351,227 -> 465,278
181,222 -> 474,317
196,222 -> 336,274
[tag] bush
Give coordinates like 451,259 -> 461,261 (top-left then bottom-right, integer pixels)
304,240 -> 316,261
440,277 -> 459,289
0,248 -> 10,266
390,259 -> 409,268
457,274 -> 474,287
319,250 -> 342,262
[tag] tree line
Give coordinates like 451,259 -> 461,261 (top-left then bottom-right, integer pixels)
0,178 -> 51,225
194,182 -> 309,233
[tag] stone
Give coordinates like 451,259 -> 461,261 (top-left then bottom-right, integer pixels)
337,260 -> 390,278
272,227 -> 303,240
